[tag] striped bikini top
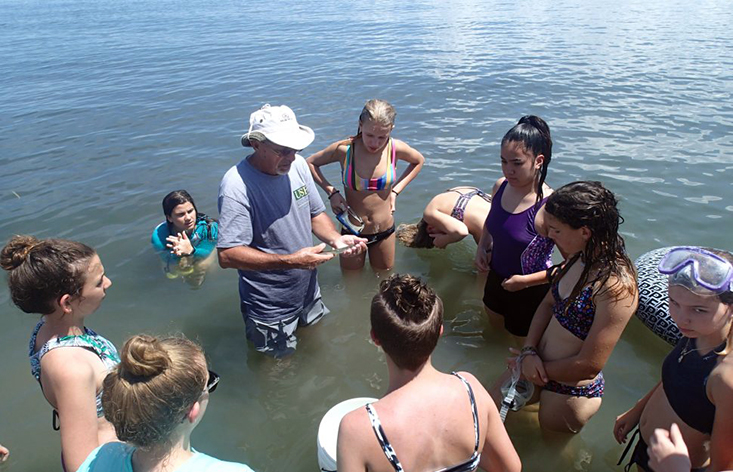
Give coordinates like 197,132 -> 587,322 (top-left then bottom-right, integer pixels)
342,138 -> 397,191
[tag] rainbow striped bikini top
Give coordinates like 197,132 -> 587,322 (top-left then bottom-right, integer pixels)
342,138 -> 397,191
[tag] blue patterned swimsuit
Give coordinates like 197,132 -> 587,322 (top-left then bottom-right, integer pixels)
543,281 -> 605,398
29,319 -> 120,417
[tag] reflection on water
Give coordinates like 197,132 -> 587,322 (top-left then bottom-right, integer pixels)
1,0 -> 732,470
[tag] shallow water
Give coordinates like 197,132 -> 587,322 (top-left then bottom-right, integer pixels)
1,0 -> 732,470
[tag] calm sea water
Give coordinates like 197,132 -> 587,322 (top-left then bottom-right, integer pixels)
1,0 -> 732,470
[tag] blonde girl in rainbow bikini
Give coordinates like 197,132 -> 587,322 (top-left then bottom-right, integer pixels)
307,99 -> 424,270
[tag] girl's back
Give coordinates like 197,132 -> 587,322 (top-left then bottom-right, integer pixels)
351,371 -> 487,472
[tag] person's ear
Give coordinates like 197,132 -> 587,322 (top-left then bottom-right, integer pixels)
439,325 -> 444,337
534,154 -> 545,169
186,401 -> 201,424
580,226 -> 592,242
58,294 -> 73,315
370,329 -> 381,346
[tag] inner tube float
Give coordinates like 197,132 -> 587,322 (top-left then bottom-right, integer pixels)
634,247 -> 681,346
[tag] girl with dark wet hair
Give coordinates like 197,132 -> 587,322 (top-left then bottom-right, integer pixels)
495,181 -> 638,433
476,115 -> 557,341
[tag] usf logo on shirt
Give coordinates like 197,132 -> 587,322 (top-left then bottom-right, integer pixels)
293,185 -> 308,200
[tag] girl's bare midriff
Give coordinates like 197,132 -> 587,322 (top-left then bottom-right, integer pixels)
639,375 -> 712,468
344,187 -> 392,233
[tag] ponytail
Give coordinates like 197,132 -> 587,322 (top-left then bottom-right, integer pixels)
502,115 -> 553,204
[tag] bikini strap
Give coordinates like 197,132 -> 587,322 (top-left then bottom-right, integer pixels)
451,372 -> 480,453
366,403 -> 404,472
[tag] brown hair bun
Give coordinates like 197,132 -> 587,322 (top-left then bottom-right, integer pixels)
119,335 -> 171,379
0,235 -> 41,271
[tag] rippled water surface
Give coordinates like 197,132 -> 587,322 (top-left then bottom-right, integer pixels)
1,0 -> 732,470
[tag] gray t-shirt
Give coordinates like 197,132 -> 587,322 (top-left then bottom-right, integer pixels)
217,155 -> 326,322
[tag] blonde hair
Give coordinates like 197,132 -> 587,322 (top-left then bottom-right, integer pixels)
358,99 -> 396,130
396,221 -> 435,249
102,334 -> 208,448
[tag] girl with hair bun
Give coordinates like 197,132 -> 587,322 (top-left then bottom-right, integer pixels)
337,274 -> 520,472
307,99 -> 425,270
1,235 -> 118,471
497,181 -> 638,433
77,334 -> 255,472
476,115 -> 557,340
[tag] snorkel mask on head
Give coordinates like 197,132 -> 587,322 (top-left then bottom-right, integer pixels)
658,247 -> 733,296
336,207 -> 365,236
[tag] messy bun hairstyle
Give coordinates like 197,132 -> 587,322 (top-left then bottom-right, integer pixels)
102,334 -> 208,448
1,235 -> 96,314
371,274 -> 443,371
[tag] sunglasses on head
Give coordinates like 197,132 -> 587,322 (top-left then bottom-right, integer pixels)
205,370 -> 220,394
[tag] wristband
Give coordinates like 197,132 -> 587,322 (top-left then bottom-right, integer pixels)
520,346 -> 538,356
328,189 -> 340,199
391,189 -> 399,195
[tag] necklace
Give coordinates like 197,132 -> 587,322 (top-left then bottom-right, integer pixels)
677,338 -> 722,363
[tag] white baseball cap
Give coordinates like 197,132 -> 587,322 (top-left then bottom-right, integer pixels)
241,104 -> 315,150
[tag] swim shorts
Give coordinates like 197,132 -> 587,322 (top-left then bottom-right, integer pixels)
242,298 -> 328,358
483,269 -> 550,337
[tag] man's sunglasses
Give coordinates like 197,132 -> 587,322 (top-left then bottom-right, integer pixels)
205,370 -> 220,394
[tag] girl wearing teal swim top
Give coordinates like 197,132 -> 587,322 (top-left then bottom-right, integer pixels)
307,99 -> 424,270
151,190 -> 218,286
1,235 -> 119,472
77,334 -> 254,472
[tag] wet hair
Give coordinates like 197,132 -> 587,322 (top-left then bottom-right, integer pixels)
396,220 -> 435,249
102,334 -> 208,449
691,249 -> 733,356
1,235 -> 97,315
702,249 -> 733,306
162,190 -> 216,236
501,115 -> 553,203
545,181 -> 637,310
357,99 -> 396,133
370,274 -> 443,371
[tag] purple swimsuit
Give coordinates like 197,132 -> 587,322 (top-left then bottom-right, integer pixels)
485,181 -> 554,279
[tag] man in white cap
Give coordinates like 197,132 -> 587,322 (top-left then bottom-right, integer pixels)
217,104 -> 367,357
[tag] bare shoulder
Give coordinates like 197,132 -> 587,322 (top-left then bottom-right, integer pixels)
491,178 -> 506,196
709,355 -> 733,404
41,347 -> 98,381
454,371 -> 491,401
338,405 -> 370,441
594,272 -> 639,316
393,138 -> 424,162
542,182 -> 554,197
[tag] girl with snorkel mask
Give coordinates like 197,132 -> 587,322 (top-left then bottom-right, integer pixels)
614,247 -> 733,472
